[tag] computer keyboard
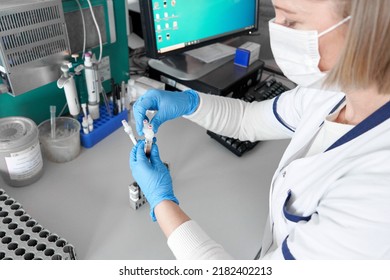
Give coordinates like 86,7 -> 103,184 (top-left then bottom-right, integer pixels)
242,77 -> 291,102
207,77 -> 290,156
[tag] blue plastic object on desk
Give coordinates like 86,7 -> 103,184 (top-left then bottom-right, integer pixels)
80,103 -> 128,148
234,48 -> 251,67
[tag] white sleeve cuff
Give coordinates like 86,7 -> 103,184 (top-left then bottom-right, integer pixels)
167,220 -> 233,260
183,92 -> 209,121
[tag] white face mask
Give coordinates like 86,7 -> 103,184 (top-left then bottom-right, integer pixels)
269,16 -> 351,87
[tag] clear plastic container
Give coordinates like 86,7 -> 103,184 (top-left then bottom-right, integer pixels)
0,117 -> 43,187
38,117 -> 80,163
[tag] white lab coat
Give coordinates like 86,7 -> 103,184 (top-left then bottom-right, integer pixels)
167,86 -> 390,259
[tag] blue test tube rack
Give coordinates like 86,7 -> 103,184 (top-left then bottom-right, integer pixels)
79,103 -> 128,148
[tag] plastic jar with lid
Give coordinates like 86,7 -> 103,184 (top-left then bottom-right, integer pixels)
0,117 -> 44,187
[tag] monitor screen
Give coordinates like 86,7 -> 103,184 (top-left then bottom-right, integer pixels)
139,0 -> 259,58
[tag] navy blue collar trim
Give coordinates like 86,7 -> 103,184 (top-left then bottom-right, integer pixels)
329,96 -> 346,115
326,100 -> 390,152
320,97 -> 346,127
282,236 -> 296,260
283,190 -> 313,223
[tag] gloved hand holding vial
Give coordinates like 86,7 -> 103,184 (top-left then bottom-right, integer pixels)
130,140 -> 178,221
132,89 -> 199,136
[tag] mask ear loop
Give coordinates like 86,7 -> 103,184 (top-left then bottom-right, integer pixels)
318,16 -> 352,37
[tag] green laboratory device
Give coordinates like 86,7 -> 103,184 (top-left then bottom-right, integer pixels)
0,0 -> 130,124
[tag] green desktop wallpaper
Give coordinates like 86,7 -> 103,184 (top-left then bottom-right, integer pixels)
152,0 -> 256,51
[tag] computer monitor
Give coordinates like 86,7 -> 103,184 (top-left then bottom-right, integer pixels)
139,0 -> 259,59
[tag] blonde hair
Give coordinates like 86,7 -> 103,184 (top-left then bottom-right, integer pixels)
325,0 -> 390,94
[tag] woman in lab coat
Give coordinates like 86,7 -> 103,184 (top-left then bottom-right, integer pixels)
130,0 -> 390,259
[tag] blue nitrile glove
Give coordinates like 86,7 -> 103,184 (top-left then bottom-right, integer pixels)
133,89 -> 199,135
129,140 -> 179,221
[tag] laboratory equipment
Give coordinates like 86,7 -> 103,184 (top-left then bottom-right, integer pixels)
0,0 -> 129,125
50,106 -> 57,139
207,76 -> 291,156
0,188 -> 76,260
57,64 -> 81,117
83,52 -> 100,120
101,85 -> 112,117
81,103 -> 89,134
0,117 -> 43,187
128,182 -> 147,210
111,79 -> 119,116
38,117 -> 81,163
82,118 -> 89,135
0,0 -> 70,96
80,102 -> 94,134
88,115 -> 94,132
122,120 -> 137,145
79,103 -> 128,149
142,120 -> 154,158
127,79 -> 137,107
127,79 -> 138,123
139,0 -> 259,80
117,85 -> 122,114
121,81 -> 126,112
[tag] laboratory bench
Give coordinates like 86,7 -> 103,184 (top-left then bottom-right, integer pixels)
1,117 -> 289,260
